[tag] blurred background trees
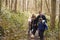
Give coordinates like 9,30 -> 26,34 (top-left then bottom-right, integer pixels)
50,0 -> 56,30
0,0 -> 60,40
0,0 -> 1,13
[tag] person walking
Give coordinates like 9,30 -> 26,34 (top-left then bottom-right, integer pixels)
30,14 -> 37,38
36,11 -> 47,23
38,18 -> 48,40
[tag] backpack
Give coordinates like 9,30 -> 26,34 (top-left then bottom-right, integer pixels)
44,23 -> 48,30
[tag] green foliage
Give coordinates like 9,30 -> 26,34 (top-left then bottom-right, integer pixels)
0,8 -> 29,40
0,8 -> 59,40
44,18 -> 59,40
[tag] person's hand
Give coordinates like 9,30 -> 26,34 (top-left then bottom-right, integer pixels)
31,34 -> 35,38
42,20 -> 45,23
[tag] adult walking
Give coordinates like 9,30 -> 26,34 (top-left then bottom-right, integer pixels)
36,11 -> 48,40
31,11 -> 47,36
38,18 -> 48,40
30,14 -> 37,35
36,11 -> 47,23
28,14 -> 38,38
28,14 -> 37,38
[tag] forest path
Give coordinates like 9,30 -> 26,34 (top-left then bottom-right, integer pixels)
28,31 -> 40,40
28,30 -> 47,40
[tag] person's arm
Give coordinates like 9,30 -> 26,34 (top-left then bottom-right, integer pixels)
37,22 -> 40,28
42,15 -> 47,23
36,15 -> 40,23
43,23 -> 48,30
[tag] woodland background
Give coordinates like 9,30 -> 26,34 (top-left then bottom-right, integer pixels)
0,0 -> 60,40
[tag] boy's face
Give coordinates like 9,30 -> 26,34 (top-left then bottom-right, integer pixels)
39,18 -> 42,22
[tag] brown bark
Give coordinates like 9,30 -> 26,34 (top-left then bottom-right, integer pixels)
11,0 -> 13,10
14,0 -> 17,12
35,0 -> 37,13
58,3 -> 60,40
59,1 -> 60,29
22,0 -> 24,12
0,0 -> 1,13
5,0 -> 8,7
9,0 -> 10,9
41,0 -> 42,12
27,0 -> 29,11
50,0 -> 56,30
45,0 -> 50,13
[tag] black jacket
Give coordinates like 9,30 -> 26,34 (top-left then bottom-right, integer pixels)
36,15 -> 47,23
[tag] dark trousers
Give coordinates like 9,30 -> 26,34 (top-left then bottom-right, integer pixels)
32,27 -> 37,35
39,30 -> 44,40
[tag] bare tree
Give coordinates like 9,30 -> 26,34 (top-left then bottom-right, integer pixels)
58,1 -> 60,40
27,0 -> 29,11
22,0 -> 24,12
41,0 -> 42,12
24,0 -> 26,11
14,0 -> 17,12
0,0 -> 1,14
59,0 -> 60,29
11,0 -> 13,10
8,0 -> 10,9
5,0 -> 8,7
45,0 -> 50,13
50,0 -> 56,30
35,0 -> 37,13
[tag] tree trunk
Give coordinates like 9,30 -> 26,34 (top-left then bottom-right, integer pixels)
14,0 -> 17,12
22,0 -> 24,12
11,0 -> 13,10
9,0 -> 10,9
58,0 -> 60,30
27,0 -> 29,11
35,0 -> 37,13
5,0 -> 8,7
24,0 -> 26,11
58,2 -> 60,40
41,0 -> 42,12
45,0 -> 50,13
50,0 -> 56,30
0,0 -> 1,14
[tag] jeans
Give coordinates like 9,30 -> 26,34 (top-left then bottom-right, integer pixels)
32,27 -> 37,35
39,30 -> 44,40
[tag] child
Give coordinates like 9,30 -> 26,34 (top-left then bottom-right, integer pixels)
28,14 -> 36,33
28,14 -> 36,38
38,18 -> 48,40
